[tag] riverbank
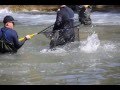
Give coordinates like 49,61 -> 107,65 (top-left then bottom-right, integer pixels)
0,5 -> 120,12
0,5 -> 60,12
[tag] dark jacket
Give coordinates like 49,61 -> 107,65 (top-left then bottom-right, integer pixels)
53,6 -> 74,32
0,27 -> 25,53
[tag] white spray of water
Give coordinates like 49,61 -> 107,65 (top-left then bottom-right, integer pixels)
0,8 -> 13,21
0,8 -> 12,14
103,43 -> 116,52
40,48 -> 68,56
1,8 -> 120,25
80,32 -> 100,53
40,32 -> 100,54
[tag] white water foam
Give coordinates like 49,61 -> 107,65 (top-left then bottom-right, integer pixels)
40,32 -> 101,54
103,42 -> 116,52
0,8 -> 12,14
0,8 -> 13,20
0,8 -> 56,25
1,8 -> 120,25
91,12 -> 120,25
40,48 -> 68,56
80,32 -> 100,53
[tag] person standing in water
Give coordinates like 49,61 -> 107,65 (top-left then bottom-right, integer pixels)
50,5 -> 75,49
0,15 -> 31,53
76,5 -> 92,25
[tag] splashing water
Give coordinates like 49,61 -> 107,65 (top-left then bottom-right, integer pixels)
80,32 -> 100,53
40,48 -> 68,56
103,42 -> 116,52
0,8 -> 12,14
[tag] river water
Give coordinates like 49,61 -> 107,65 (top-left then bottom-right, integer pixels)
0,8 -> 120,85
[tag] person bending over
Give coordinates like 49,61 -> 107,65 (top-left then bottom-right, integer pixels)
50,5 -> 75,49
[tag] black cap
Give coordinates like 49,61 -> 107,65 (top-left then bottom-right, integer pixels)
3,15 -> 17,24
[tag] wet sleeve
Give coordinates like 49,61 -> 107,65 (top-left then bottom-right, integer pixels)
55,11 -> 62,26
12,31 -> 26,49
53,11 -> 62,32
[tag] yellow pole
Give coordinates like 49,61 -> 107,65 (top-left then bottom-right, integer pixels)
19,33 -> 37,41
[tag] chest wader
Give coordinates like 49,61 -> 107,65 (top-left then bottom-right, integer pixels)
0,31 -> 17,53
50,30 -> 66,49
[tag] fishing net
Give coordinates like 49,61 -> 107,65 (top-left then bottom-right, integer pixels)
41,23 -> 80,42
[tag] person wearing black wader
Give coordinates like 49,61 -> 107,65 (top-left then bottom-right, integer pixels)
0,15 -> 31,53
76,5 -> 92,25
50,5 -> 75,49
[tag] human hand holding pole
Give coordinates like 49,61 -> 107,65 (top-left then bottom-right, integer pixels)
19,33 -> 38,41
19,24 -> 54,42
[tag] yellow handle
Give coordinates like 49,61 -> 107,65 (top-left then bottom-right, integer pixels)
19,33 -> 37,41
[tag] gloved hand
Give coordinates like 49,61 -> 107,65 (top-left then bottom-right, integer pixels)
25,35 -> 31,40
